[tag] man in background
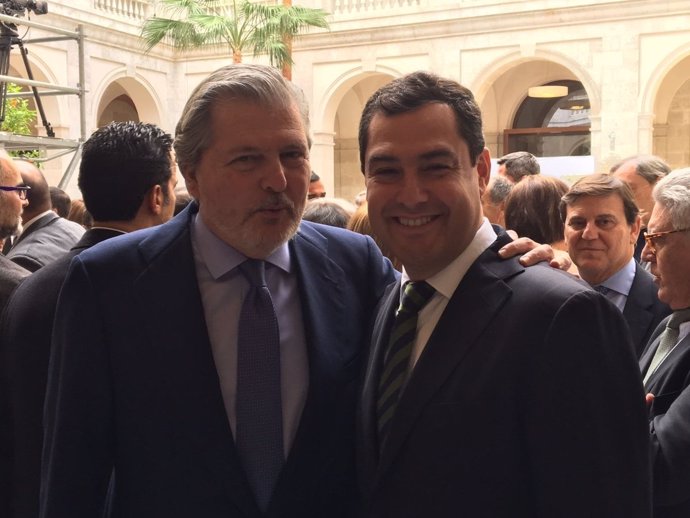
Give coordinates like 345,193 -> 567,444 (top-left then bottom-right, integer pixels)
612,154 -> 670,263
561,174 -> 670,356
0,151 -> 29,315
496,150 -> 540,183
48,187 -> 70,219
308,170 -> 326,199
481,175 -> 512,227
0,121 -> 177,518
5,160 -> 84,272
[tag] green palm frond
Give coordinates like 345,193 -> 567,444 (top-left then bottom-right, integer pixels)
141,0 -> 330,70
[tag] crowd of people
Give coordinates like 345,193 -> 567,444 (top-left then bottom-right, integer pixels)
0,64 -> 688,518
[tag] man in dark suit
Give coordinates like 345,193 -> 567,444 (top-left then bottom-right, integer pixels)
5,160 -> 84,272
0,121 -> 177,518
41,64 -> 396,518
561,173 -> 670,356
356,71 -> 650,517
638,167 -> 690,517
0,150 -> 30,315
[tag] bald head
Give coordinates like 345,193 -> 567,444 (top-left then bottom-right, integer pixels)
15,160 -> 51,221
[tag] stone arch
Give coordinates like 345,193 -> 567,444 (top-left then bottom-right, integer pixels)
470,50 -> 598,170
313,64 -> 398,200
642,43 -> 690,167
92,69 -> 164,130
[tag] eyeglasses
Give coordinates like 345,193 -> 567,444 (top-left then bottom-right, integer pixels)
643,227 -> 690,254
0,185 -> 31,200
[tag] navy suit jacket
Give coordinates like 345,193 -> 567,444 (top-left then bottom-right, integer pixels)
640,318 -> 690,518
0,228 -> 122,518
41,205 -> 396,518
357,231 -> 651,518
624,263 -> 671,358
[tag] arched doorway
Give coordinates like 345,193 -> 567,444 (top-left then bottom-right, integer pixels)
505,79 -> 591,157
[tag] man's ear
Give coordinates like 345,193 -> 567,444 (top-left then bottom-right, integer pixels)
630,214 -> 642,245
147,184 -> 164,215
476,148 -> 491,195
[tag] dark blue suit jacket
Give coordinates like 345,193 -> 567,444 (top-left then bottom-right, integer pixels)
1,228 -> 122,518
624,263 -> 671,358
357,231 -> 651,517
41,204 -> 396,518
641,318 -> 690,518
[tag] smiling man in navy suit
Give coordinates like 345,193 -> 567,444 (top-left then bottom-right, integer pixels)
41,64 -> 396,518
357,71 -> 651,518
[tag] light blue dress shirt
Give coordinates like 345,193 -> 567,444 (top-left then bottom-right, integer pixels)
190,214 -> 308,456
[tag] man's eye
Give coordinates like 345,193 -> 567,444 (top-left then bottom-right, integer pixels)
568,219 -> 585,230
423,163 -> 452,174
596,218 -> 616,230
368,168 -> 398,179
281,151 -> 307,167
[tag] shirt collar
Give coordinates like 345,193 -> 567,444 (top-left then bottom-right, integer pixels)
191,213 -> 291,280
597,257 -> 636,296
21,209 -> 54,233
400,217 -> 497,300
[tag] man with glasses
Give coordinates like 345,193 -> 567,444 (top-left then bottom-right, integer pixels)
639,167 -> 690,518
0,150 -> 30,316
4,160 -> 84,272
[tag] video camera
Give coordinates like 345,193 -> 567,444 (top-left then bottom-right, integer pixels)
0,0 -> 48,18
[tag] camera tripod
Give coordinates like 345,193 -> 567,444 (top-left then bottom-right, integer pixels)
0,20 -> 54,137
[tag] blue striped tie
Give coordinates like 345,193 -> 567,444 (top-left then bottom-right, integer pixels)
377,281 -> 435,446
235,259 -> 284,512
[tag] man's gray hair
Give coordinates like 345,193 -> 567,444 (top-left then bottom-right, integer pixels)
174,64 -> 311,176
653,167 -> 690,229
486,175 -> 513,204
611,154 -> 670,185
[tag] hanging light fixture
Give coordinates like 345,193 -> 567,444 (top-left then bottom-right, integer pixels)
528,85 -> 568,98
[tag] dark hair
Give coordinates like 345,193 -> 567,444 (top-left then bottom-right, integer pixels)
79,121 -> 174,221
49,186 -> 71,218
560,173 -> 639,225
497,151 -> 540,182
359,71 -> 484,172
174,191 -> 193,216
504,175 -> 569,244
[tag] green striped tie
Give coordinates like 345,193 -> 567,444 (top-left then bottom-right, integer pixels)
377,281 -> 436,446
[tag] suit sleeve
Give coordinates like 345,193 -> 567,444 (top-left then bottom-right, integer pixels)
524,290 -> 651,518
649,376 -> 690,505
41,256 -> 114,518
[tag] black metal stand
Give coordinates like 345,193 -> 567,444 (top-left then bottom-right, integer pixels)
0,21 -> 54,137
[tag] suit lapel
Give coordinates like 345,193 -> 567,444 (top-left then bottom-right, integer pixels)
639,315 -> 669,383
623,264 -> 656,352
134,206 -> 259,516
271,225 -> 349,504
358,281 -> 399,487
376,237 -> 521,479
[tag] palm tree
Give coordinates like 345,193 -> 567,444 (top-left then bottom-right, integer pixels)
141,0 -> 330,79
